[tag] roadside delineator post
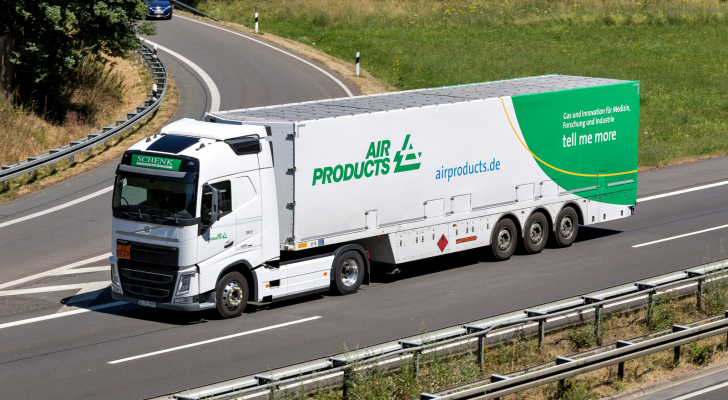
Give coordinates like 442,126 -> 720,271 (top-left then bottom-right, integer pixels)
356,52 -> 360,77
255,13 -> 259,33
153,44 -> 158,57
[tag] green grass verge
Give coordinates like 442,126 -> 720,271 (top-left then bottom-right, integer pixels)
188,0 -> 728,168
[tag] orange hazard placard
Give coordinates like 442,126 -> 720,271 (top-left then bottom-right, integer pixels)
117,244 -> 131,259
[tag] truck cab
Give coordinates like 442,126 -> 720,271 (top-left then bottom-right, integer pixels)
110,119 -> 368,318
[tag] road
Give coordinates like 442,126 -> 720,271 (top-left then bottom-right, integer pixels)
0,15 -> 727,400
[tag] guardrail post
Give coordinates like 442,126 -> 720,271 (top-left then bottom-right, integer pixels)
584,296 -> 604,344
525,310 -> 548,348
672,325 -> 689,365
636,283 -> 657,325
465,325 -> 488,366
332,360 -> 350,400
687,272 -> 705,310
555,357 -> 575,397
490,374 -> 509,400
616,340 -> 633,381
725,311 -> 728,349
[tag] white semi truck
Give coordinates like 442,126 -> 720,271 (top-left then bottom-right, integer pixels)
110,75 -> 640,318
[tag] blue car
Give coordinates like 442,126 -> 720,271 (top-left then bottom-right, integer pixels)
146,0 -> 173,19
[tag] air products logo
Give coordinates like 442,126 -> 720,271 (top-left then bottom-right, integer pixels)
312,135 -> 422,186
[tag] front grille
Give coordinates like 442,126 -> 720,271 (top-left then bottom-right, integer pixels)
125,284 -> 169,298
118,259 -> 177,302
118,239 -> 178,266
122,268 -> 173,283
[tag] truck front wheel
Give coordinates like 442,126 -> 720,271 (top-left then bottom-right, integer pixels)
216,271 -> 249,318
491,218 -> 517,261
332,251 -> 365,295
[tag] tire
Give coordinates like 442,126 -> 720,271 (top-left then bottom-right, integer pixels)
491,218 -> 517,261
215,271 -> 249,318
554,206 -> 579,248
332,251 -> 365,295
524,212 -> 549,254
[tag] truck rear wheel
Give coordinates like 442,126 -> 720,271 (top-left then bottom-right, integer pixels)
491,218 -> 517,261
216,271 -> 249,318
554,207 -> 579,248
332,251 -> 365,295
524,212 -> 549,254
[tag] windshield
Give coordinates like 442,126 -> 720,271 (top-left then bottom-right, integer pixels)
113,174 -> 197,219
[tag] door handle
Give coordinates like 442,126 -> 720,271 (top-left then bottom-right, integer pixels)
224,240 -> 234,248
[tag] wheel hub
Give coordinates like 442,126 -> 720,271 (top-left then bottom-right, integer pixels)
340,259 -> 359,287
498,229 -> 511,250
561,216 -> 573,238
223,281 -> 244,311
530,222 -> 543,244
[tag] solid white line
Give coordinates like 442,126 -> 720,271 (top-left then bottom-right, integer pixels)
0,253 -> 111,290
632,224 -> 728,248
108,316 -> 322,364
174,15 -> 354,98
57,266 -> 109,275
0,281 -> 109,297
638,180 -> 728,203
0,301 -> 126,330
0,186 -> 113,230
670,380 -> 728,400
140,37 -> 221,112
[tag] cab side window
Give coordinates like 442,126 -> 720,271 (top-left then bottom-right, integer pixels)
213,181 -> 232,218
201,181 -> 232,223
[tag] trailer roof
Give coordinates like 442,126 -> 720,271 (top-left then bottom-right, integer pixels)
208,75 -> 629,124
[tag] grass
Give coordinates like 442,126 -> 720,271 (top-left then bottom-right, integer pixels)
0,68 -> 179,204
0,55 -> 151,168
190,0 -> 728,169
264,245 -> 728,399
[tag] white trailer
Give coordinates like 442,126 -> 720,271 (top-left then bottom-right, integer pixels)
110,75 -> 639,317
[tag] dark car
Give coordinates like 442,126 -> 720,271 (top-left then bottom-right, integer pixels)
146,0 -> 173,19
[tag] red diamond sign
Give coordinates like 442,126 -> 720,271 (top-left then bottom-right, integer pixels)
437,234 -> 448,252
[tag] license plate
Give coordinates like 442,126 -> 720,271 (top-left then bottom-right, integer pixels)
117,244 -> 130,259
138,300 -> 156,308
154,10 -> 164,14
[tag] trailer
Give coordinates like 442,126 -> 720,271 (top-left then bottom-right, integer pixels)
109,74 -> 640,317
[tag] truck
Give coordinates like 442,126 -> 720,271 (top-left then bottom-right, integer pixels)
110,74 -> 640,318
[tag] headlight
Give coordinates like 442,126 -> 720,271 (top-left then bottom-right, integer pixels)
111,262 -> 120,285
177,273 -> 194,295
165,5 -> 171,10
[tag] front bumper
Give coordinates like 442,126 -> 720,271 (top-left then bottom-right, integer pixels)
147,10 -> 172,18
112,290 -> 205,312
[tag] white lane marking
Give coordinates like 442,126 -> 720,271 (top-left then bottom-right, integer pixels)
0,254 -> 110,290
638,180 -> 728,203
0,301 -> 126,330
108,316 -> 322,364
175,15 -> 354,98
0,186 -> 113,230
632,224 -> 728,248
0,281 -> 109,297
57,266 -> 109,275
670,380 -> 728,400
140,37 -> 221,112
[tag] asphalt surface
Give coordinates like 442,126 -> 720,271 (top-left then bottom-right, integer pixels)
641,370 -> 728,400
1,15 -> 728,400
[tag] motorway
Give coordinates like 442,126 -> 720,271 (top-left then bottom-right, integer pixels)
1,15 -> 728,400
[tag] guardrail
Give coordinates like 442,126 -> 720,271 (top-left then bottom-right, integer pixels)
171,258 -> 728,400
169,0 -> 220,21
0,43 -> 167,187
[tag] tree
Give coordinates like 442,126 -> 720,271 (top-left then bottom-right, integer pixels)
1,0 -> 156,106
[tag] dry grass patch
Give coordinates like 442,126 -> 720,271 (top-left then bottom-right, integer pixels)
0,75 -> 179,204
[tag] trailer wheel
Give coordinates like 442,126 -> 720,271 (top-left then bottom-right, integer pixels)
215,271 -> 249,318
524,212 -> 549,254
554,207 -> 579,248
332,251 -> 365,295
491,218 -> 517,261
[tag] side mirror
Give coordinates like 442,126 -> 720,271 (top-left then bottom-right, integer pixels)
209,185 -> 220,225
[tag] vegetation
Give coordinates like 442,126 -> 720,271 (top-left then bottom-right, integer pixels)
263,244 -> 728,399
191,0 -> 728,168
1,0 -> 155,106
